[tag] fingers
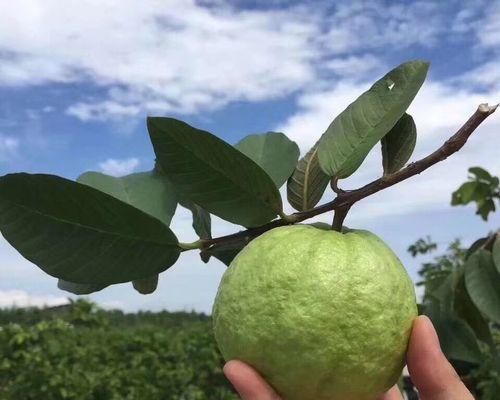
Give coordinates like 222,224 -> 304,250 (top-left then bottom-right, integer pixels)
377,385 -> 404,400
407,315 -> 474,400
223,360 -> 282,400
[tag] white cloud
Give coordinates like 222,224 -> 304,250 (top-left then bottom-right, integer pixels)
320,1 -> 444,52
0,134 -> 19,161
67,101 -> 140,121
0,0 -> 453,121
0,290 -> 69,308
98,157 -> 139,176
477,2 -> 500,49
324,55 -> 382,80
0,0 -> 320,120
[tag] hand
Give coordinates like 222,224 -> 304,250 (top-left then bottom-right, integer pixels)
223,315 -> 474,400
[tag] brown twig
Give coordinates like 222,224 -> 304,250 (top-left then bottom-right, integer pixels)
199,103 -> 498,252
331,204 -> 351,232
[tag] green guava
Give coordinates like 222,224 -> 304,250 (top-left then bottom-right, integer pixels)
212,225 -> 417,400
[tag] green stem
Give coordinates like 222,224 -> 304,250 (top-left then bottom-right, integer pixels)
178,240 -> 206,251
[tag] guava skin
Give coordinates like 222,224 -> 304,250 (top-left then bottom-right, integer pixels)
212,225 -> 417,400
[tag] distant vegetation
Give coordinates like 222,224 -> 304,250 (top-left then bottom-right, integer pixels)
0,300 -> 237,399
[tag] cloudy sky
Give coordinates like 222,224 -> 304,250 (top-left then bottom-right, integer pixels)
0,0 -> 499,313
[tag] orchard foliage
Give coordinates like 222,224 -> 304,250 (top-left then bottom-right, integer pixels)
0,300 -> 236,400
409,167 -> 500,400
0,60 -> 431,294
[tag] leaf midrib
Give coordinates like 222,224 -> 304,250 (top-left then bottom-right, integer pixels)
327,65 -> 424,176
155,128 -> 281,213
1,198 -> 178,248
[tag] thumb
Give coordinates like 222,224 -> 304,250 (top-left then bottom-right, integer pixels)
406,315 -> 474,400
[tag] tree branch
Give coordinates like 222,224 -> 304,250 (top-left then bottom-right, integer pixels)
199,103 -> 498,252
331,204 -> 351,232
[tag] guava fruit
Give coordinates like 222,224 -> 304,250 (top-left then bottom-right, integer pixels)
212,225 -> 417,400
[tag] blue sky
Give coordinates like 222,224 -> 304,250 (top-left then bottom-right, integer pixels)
0,0 -> 499,312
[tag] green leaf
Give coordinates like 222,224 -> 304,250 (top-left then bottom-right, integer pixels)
427,309 -> 482,364
234,132 -> 300,188
469,167 -> 493,183
200,242 -> 246,266
465,250 -> 500,324
493,235 -> 500,274
132,275 -> 159,295
454,269 -> 493,346
78,170 -> 177,226
58,280 -> 108,295
452,181 -> 491,205
0,173 -> 180,285
381,113 -> 417,175
287,141 -> 330,211
148,117 -> 282,227
432,272 -> 455,312
477,198 -> 496,221
317,60 -> 429,178
466,236 -> 488,260
179,199 -> 212,239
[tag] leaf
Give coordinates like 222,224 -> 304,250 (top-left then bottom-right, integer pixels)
465,236 -> 488,260
58,280 -> 108,295
493,235 -> 500,274
132,275 -> 159,295
178,199 -> 212,239
464,249 -> 500,324
317,60 -> 429,178
381,113 -> 417,175
451,181 -> 491,205
454,269 -> 493,346
0,173 -> 180,285
477,198 -> 496,221
200,242 -> 246,266
287,141 -> 330,211
78,170 -> 177,226
234,132 -> 300,188
432,272 -> 455,312
153,161 -> 212,239
148,117 -> 282,228
469,167 -> 494,183
427,308 -> 482,364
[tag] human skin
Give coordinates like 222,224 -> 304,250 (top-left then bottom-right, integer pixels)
223,316 -> 474,400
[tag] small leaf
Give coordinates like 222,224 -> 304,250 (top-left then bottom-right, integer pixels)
58,280 -> 108,295
148,117 -> 282,227
477,198 -> 495,221
452,181 -> 491,205
132,275 -> 159,295
287,141 -> 330,211
465,249 -> 500,323
0,173 -> 180,285
179,199 -> 212,239
492,234 -> 500,275
381,113 -> 417,175
78,169 -> 177,226
235,132 -> 300,188
318,60 -> 429,178
200,242 -> 246,266
468,167 -> 493,183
